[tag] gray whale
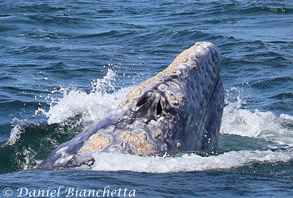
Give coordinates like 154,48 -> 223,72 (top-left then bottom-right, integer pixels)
38,42 -> 224,169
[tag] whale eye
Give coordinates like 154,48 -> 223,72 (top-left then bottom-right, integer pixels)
156,99 -> 162,115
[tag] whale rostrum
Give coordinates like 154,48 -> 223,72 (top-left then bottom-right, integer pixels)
38,42 -> 224,169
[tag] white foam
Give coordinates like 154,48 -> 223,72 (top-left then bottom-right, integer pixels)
89,149 -> 293,173
220,88 -> 293,147
36,69 -> 132,125
280,113 -> 293,121
7,118 -> 27,145
22,148 -> 36,171
7,124 -> 22,145
221,105 -> 280,138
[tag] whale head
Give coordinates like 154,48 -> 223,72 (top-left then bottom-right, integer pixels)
38,42 -> 224,169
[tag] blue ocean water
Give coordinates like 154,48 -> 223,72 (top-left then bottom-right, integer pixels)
0,0 -> 293,197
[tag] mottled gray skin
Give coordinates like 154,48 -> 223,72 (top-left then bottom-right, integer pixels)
38,42 -> 224,170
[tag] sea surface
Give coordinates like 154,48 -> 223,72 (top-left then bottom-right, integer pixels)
0,0 -> 292,197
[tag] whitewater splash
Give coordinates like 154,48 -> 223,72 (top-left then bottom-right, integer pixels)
35,69 -> 129,125
88,150 -> 293,173
7,69 -> 293,172
221,88 -> 293,148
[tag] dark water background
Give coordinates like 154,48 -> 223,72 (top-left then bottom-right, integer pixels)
0,0 -> 292,197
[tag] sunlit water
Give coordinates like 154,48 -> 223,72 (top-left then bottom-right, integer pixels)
0,0 -> 292,197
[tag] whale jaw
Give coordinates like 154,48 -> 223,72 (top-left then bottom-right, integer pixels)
38,42 -> 224,170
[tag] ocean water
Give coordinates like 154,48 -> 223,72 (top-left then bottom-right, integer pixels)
0,0 -> 292,197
